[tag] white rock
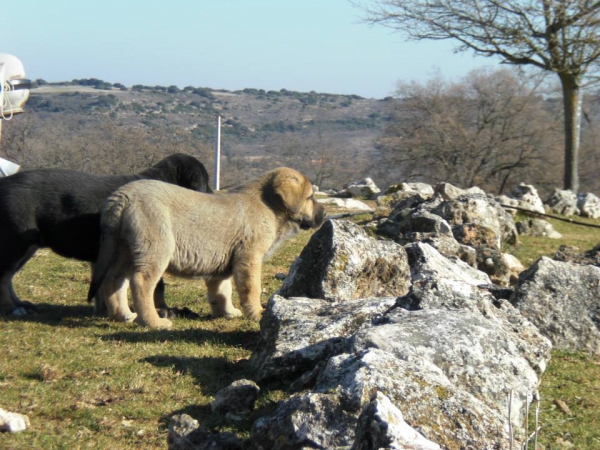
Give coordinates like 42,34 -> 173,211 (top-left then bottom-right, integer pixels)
353,392 -> 441,450
577,192 -> 600,219
508,183 -> 545,214
0,408 -> 30,433
318,197 -> 373,212
342,178 -> 381,198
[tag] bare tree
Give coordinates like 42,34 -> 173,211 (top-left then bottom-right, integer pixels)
378,67 -> 562,194
359,0 -> 600,192
265,132 -> 364,189
2,116 -> 213,176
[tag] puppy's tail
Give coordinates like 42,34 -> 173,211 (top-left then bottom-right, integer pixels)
87,192 -> 129,302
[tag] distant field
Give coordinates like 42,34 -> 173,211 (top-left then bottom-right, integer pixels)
0,214 -> 599,449
34,85 -> 122,94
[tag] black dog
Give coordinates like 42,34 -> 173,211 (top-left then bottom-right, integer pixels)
0,153 -> 212,316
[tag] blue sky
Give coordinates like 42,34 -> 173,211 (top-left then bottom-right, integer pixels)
4,0 -> 496,98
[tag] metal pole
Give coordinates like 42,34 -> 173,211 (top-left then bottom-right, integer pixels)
213,115 -> 221,191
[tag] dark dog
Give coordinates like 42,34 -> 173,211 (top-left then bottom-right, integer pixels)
0,153 -> 212,316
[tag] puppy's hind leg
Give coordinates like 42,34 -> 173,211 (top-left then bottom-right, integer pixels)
206,277 -> 241,319
101,274 -> 136,323
131,267 -> 172,329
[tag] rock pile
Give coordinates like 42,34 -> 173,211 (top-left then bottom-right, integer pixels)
247,223 -> 551,449
170,179 -> 600,450
376,184 -> 520,286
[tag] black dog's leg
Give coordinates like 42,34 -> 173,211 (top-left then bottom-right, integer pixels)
154,278 -> 177,319
0,243 -> 39,316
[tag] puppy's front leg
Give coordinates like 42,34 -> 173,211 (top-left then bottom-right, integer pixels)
233,258 -> 264,321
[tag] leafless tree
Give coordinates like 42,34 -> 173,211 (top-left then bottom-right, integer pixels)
264,132 -> 364,189
1,117 -> 213,176
378,67 -> 562,194
358,0 -> 600,193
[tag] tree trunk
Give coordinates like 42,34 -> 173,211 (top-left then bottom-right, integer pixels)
559,74 -> 582,193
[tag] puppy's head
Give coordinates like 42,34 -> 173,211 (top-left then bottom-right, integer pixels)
269,168 -> 326,230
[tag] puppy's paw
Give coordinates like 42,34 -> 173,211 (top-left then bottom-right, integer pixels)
10,307 -> 28,317
245,308 -> 264,321
124,312 -> 138,323
111,312 -> 137,322
223,308 -> 243,319
136,316 -> 172,330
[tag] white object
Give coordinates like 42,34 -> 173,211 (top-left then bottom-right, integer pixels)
0,53 -> 31,118
318,197 -> 374,212
0,408 -> 30,433
0,157 -> 20,176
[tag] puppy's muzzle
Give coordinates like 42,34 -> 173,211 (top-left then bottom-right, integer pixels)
300,204 -> 327,230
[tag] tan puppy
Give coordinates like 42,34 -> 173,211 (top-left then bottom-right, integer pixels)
87,167 -> 326,329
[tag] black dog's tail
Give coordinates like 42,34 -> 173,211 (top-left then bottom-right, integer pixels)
87,192 -> 129,302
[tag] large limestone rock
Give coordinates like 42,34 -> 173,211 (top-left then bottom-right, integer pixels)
352,392 -> 441,450
431,194 -> 511,249
251,288 -> 550,448
342,177 -> 381,198
317,196 -> 374,212
354,308 -> 546,433
433,182 -> 486,200
516,218 -> 562,239
251,295 -> 397,381
251,239 -> 551,448
279,220 -> 411,301
211,379 -> 259,416
511,257 -> 600,353
545,188 -> 579,216
405,242 -> 491,286
577,192 -> 600,219
375,182 -> 434,216
507,183 -> 546,214
167,415 -> 242,450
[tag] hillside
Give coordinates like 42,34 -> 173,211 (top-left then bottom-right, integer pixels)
14,80 -> 393,188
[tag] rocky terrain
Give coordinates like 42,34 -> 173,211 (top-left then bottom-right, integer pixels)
165,179 -> 600,449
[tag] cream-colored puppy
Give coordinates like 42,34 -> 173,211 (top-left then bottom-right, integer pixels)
87,167 -> 326,329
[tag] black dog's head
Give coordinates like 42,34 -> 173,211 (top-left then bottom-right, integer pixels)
142,153 -> 213,193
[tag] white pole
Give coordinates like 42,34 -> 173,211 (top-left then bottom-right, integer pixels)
214,115 -> 221,191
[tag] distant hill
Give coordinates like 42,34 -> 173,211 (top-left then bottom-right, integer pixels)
18,79 -> 394,188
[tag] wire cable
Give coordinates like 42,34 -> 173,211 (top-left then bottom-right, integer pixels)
0,79 -> 15,120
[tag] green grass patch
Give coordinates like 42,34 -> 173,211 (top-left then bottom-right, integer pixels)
506,212 -> 600,266
526,352 -> 600,449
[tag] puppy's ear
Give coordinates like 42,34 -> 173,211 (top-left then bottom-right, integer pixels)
272,171 -> 305,215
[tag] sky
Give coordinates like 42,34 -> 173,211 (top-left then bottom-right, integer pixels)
3,0 -> 497,99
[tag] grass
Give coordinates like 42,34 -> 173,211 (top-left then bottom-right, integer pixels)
0,232 -> 311,450
504,213 -> 600,449
0,212 -> 599,449
506,212 -> 600,267
526,351 -> 600,449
